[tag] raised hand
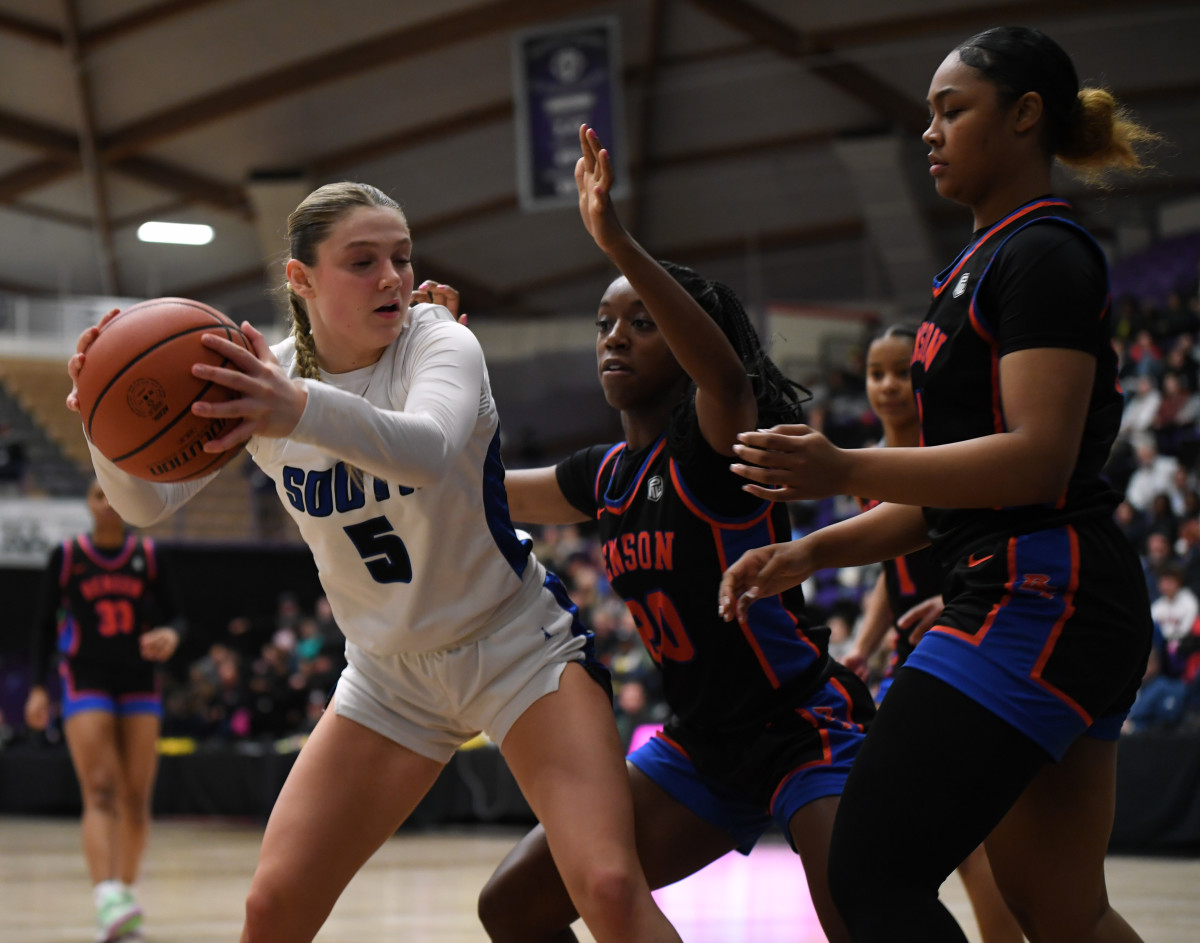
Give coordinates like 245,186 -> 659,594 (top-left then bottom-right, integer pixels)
730,424 -> 851,501
190,321 -> 308,450
575,124 -> 628,255
65,308 -> 121,412
718,539 -> 814,623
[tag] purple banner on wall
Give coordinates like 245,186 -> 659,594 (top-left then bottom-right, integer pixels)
512,17 -> 628,212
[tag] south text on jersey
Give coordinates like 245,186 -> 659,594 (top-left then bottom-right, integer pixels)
281,462 -> 414,517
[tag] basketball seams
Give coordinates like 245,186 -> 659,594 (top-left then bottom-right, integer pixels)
109,379 -> 227,463
79,297 -> 250,482
83,323 -> 250,438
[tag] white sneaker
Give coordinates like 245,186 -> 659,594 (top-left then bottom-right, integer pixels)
95,887 -> 143,942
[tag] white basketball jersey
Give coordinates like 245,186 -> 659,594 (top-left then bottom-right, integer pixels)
90,304 -> 537,656
246,305 -> 536,654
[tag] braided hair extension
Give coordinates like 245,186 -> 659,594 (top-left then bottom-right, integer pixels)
657,261 -> 810,463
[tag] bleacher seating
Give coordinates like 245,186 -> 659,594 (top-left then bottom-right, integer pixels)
1111,231 -> 1200,304
0,359 -> 88,496
0,356 -> 297,543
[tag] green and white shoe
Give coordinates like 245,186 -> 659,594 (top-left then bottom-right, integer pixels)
95,886 -> 143,943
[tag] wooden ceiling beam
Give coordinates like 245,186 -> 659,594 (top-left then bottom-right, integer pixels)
4,200 -> 91,228
508,217 -> 867,302
311,101 -> 515,177
0,108 -> 79,160
82,0 -> 232,50
411,196 -> 518,238
644,129 -> 833,172
0,158 -> 77,203
0,10 -> 61,46
114,155 -> 251,215
98,0 -> 609,161
111,199 -> 192,230
682,0 -> 928,134
814,0 -> 1200,49
62,0 -> 119,295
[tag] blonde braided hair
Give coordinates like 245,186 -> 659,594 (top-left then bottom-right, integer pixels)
285,181 -> 407,486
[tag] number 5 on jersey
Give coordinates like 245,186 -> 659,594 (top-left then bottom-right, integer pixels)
344,516 -> 412,583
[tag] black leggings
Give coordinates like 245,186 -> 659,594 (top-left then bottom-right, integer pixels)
827,666 -> 1051,942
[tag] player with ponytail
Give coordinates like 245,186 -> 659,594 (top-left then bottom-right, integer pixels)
65,178 -> 681,943
721,26 -> 1159,943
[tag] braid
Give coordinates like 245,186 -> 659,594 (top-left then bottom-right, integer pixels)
285,181 -> 403,489
287,285 -> 321,381
657,262 -> 810,463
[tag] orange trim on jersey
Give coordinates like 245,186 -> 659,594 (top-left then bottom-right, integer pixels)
728,546 -> 783,688
601,440 -> 667,516
653,730 -> 690,759
705,493 -> 796,689
894,555 -> 916,596
593,443 -> 624,509
932,199 -> 1072,299
78,533 -> 138,570
769,725 -> 833,814
967,295 -> 1006,437
143,537 -> 157,580
1030,525 -> 1092,723
931,536 -> 1018,647
668,460 -> 774,530
967,296 -> 996,346
827,676 -> 866,733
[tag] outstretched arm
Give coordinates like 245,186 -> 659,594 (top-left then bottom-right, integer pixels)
731,347 -> 1096,507
719,502 -> 929,623
196,319 -> 487,489
576,124 -> 756,455
504,468 -> 589,526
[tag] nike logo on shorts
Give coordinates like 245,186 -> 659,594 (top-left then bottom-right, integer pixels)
967,553 -> 994,567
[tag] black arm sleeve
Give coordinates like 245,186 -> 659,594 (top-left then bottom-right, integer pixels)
29,544 -> 64,685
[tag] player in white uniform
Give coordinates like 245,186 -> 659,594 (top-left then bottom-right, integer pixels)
68,181 -> 682,943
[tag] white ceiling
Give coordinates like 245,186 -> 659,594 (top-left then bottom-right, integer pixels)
0,0 -> 1198,332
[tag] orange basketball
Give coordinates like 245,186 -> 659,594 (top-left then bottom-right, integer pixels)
75,297 -> 253,483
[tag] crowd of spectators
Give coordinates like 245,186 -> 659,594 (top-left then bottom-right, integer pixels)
6,270 -> 1200,752
158,593 -> 345,746
1107,287 -> 1200,733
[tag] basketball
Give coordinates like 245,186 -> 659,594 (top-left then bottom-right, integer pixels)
75,297 -> 253,483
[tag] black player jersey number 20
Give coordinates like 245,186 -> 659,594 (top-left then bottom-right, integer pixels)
626,588 -> 697,665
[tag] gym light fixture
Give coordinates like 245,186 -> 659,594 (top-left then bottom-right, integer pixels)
136,222 -> 214,245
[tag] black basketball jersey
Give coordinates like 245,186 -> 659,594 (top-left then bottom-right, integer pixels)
910,197 -> 1123,562
30,533 -> 176,679
557,434 -> 830,732
856,495 -> 944,661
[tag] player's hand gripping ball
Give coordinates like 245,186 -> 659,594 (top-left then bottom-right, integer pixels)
75,297 -> 252,482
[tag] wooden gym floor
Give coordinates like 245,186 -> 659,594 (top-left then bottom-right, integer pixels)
1,816 -> 1197,942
